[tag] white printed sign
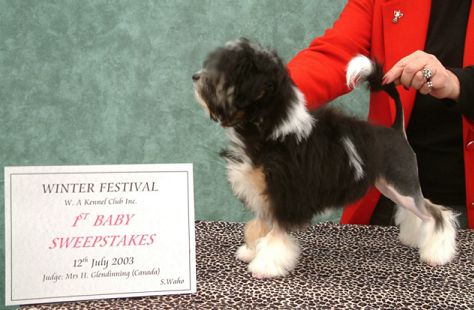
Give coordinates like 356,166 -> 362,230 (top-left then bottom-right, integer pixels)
5,164 -> 196,305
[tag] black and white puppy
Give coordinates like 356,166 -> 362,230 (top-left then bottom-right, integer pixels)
192,38 -> 457,278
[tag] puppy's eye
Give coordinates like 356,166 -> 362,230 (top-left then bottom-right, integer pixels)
236,100 -> 250,109
265,81 -> 275,92
253,82 -> 274,101
255,90 -> 266,101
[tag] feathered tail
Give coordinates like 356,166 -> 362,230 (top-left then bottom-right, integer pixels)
346,55 -> 404,131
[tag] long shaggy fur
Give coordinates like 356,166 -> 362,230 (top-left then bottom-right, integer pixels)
193,38 -> 458,277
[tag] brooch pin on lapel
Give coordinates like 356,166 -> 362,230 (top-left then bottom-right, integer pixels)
392,10 -> 404,24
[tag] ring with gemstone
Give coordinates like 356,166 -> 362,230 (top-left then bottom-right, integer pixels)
426,80 -> 433,89
421,67 -> 433,80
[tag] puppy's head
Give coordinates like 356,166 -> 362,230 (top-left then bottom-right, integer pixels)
193,38 -> 287,127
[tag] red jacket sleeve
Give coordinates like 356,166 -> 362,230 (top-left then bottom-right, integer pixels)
287,0 -> 374,109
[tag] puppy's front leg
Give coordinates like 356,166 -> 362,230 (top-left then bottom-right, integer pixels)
248,224 -> 300,278
236,218 -> 270,263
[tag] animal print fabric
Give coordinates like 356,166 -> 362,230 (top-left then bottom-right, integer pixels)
21,221 -> 474,309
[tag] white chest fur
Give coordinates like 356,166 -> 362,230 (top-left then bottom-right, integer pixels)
224,129 -> 269,217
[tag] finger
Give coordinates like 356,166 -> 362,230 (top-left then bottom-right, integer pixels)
383,65 -> 404,84
411,71 -> 426,90
383,52 -> 422,83
399,57 -> 427,88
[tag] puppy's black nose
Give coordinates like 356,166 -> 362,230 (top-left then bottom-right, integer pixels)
192,73 -> 200,81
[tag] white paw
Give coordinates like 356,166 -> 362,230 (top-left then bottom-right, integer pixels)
398,219 -> 422,248
419,229 -> 457,266
395,206 -> 422,248
419,213 -> 457,266
419,240 -> 456,266
235,244 -> 256,263
247,234 -> 300,278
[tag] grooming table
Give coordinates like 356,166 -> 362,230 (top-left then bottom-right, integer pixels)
21,221 -> 474,309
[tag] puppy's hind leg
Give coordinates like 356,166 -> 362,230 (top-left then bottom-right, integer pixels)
247,222 -> 300,278
376,179 -> 424,247
375,179 -> 458,266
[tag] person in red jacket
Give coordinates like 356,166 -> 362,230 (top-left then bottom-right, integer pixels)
288,0 -> 474,229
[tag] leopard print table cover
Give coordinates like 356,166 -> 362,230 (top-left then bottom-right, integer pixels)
21,221 -> 474,309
